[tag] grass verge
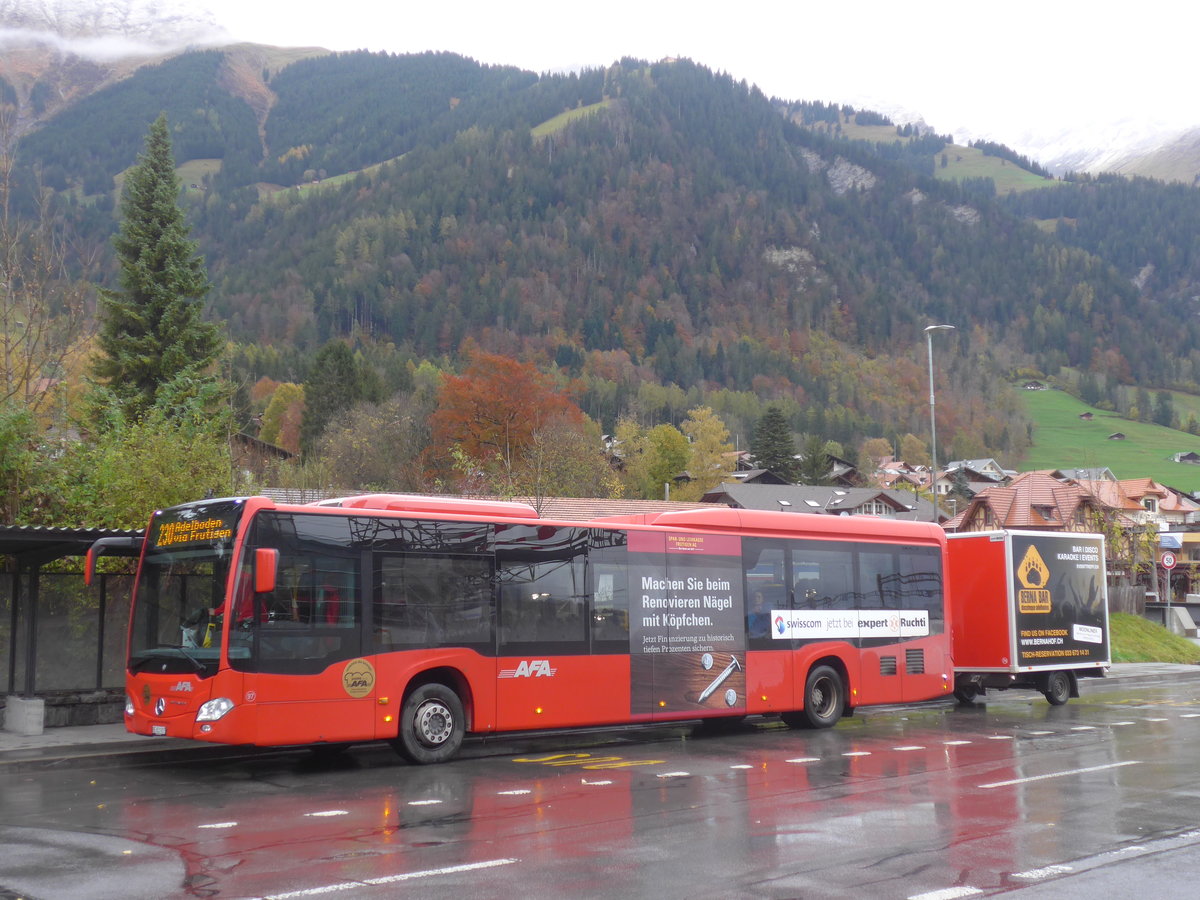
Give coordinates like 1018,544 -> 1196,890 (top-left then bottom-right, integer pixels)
1110,611 -> 1200,663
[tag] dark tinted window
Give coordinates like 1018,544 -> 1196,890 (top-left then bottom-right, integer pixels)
236,513 -> 362,674
374,554 -> 493,650
497,524 -> 588,654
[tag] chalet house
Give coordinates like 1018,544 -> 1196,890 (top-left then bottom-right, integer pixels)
725,468 -> 792,486
945,472 -> 1120,534
943,458 -> 1010,483
1053,467 -> 1118,483
1173,451 -> 1200,465
1108,432 -> 1126,441
1078,412 -> 1094,420
1072,477 -> 1200,530
699,482 -> 934,520
871,456 -> 924,491
232,432 -> 293,481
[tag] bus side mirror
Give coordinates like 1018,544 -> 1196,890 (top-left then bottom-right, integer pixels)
85,536 -> 144,586
85,545 -> 98,587
254,548 -> 279,593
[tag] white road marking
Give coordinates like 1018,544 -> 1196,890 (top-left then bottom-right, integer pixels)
407,799 -> 443,806
893,745 -> 925,751
1012,864 -> 1073,879
198,822 -> 238,829
304,810 -> 349,817
980,760 -> 1140,789
497,789 -> 531,796
842,751 -> 871,757
786,757 -> 821,763
907,886 -> 982,899
657,771 -> 690,778
260,857 -> 520,898
942,740 -> 971,746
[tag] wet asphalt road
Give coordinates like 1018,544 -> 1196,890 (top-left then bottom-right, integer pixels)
6,678 -> 1200,899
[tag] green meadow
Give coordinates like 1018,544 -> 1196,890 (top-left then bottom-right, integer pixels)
1019,387 -> 1200,491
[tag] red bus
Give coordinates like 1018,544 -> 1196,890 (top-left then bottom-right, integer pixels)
91,493 -> 952,764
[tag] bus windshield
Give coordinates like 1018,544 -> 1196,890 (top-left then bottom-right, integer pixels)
128,499 -> 245,677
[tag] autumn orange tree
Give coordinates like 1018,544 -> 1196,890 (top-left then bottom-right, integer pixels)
428,350 -> 592,494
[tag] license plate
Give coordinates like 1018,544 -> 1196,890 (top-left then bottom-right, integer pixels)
151,725 -> 167,736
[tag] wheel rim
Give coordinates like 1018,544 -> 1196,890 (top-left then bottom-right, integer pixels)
811,675 -> 837,717
414,699 -> 454,747
1050,674 -> 1068,700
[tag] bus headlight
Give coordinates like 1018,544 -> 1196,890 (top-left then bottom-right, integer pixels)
125,693 -> 134,716
196,697 -> 235,722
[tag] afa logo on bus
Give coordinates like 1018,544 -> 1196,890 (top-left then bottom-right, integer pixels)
499,659 -> 559,678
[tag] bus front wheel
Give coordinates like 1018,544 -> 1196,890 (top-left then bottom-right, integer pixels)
394,683 -> 465,765
783,665 -> 844,729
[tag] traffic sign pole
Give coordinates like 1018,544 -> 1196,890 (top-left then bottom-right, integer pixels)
1161,551 -> 1177,613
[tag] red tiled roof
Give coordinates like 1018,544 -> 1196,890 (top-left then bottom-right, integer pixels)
963,472 -> 1092,528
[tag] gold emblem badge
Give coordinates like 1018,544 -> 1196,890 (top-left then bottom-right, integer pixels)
342,658 -> 376,698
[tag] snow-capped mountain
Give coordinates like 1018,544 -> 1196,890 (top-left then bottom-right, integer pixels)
3,1 -> 1198,181
0,0 -> 224,59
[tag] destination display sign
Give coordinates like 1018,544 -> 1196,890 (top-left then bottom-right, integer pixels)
149,502 -> 242,551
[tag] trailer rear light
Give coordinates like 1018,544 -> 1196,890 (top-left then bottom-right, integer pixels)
196,697 -> 235,722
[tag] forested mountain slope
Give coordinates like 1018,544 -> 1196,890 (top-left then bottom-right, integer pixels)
10,48 -> 1200,461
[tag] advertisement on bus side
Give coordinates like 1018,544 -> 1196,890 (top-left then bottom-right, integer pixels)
628,531 -> 746,716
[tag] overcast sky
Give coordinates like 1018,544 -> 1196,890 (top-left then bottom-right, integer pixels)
193,0 -> 1199,160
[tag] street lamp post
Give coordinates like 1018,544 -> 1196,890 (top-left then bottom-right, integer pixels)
924,324 -> 956,522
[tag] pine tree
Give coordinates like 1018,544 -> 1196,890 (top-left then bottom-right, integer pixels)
92,114 -> 222,421
300,340 -> 380,456
750,406 -> 798,481
795,433 -> 832,485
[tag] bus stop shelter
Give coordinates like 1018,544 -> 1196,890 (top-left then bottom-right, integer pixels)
0,525 -> 142,734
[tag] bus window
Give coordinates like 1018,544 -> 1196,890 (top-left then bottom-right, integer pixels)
897,547 -> 945,632
246,555 -> 360,672
743,539 -> 787,645
373,554 -> 493,650
233,512 -> 363,673
497,524 -> 587,653
793,543 -> 855,609
859,549 -> 901,608
589,532 -> 629,652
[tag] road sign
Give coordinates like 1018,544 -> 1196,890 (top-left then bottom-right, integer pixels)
1161,551 -> 1178,570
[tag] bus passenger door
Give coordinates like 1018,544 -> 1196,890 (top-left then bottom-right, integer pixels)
250,556 -> 377,745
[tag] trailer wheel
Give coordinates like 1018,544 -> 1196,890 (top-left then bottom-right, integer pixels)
1043,671 -> 1072,706
783,665 -> 844,729
394,683 -> 465,765
954,684 -> 980,706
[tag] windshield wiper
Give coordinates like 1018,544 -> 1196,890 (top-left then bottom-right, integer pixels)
173,644 -> 206,674
129,646 -> 207,674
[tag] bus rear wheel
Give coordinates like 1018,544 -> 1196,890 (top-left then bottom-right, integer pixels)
394,682 -> 465,765
782,665 -> 844,729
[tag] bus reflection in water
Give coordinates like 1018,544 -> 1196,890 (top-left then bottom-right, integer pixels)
94,494 -> 951,763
